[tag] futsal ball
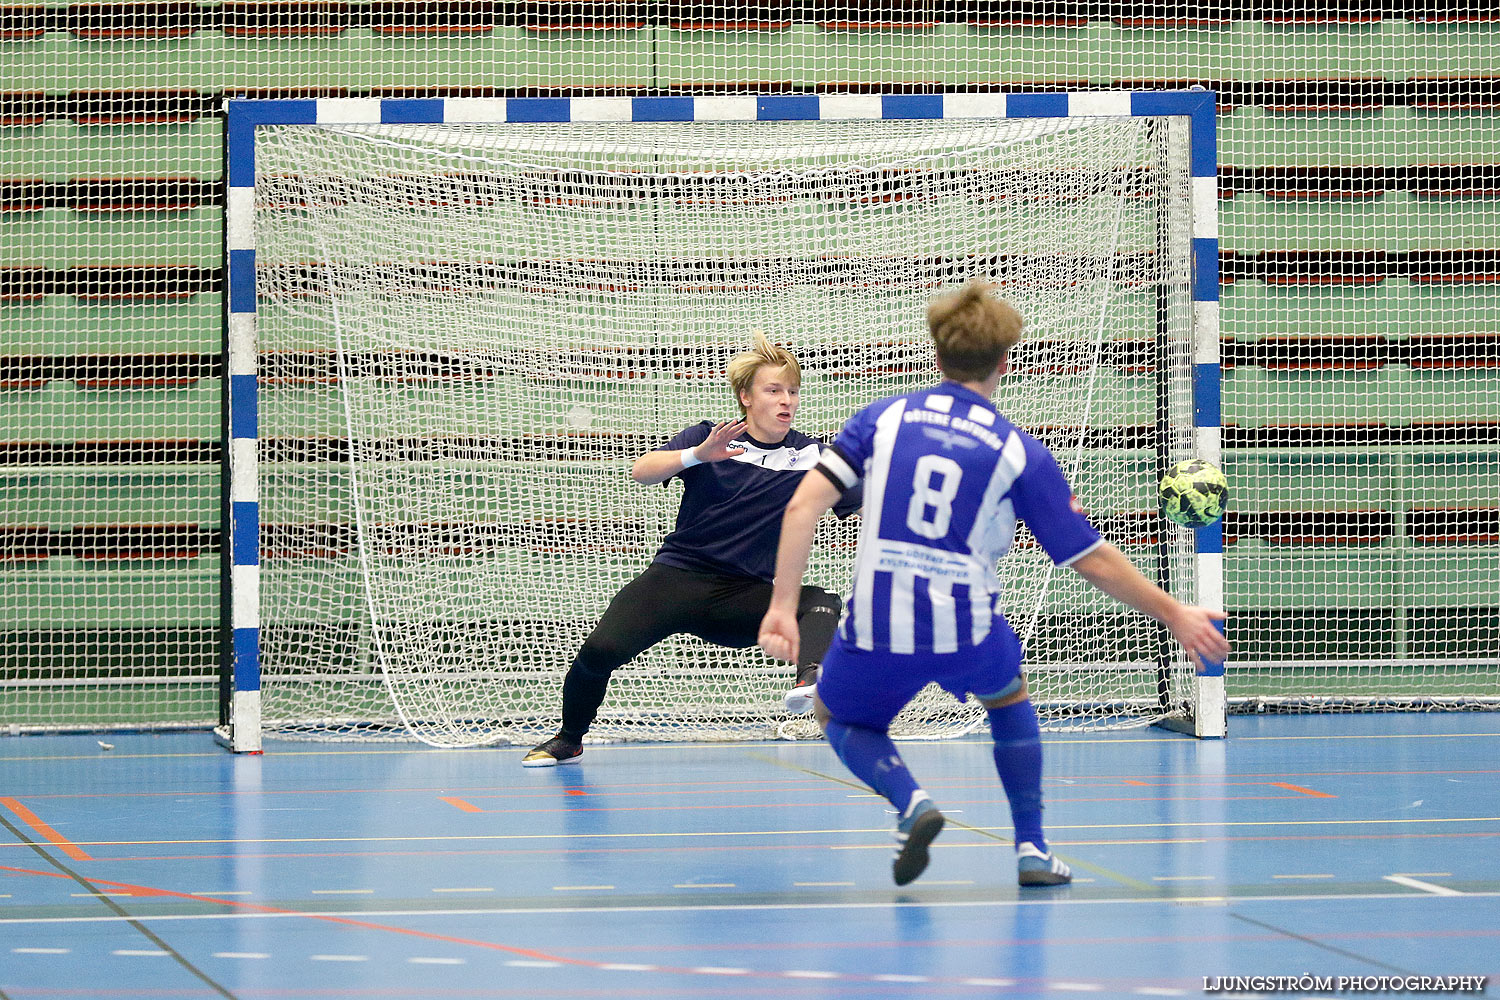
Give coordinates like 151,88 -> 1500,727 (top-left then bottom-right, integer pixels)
1159,458 -> 1228,529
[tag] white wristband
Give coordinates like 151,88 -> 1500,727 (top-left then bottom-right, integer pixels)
680,448 -> 703,469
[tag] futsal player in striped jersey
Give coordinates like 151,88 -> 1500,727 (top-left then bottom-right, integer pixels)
522,333 -> 862,767
758,279 -> 1230,885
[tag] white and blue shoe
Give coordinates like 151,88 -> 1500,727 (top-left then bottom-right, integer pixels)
783,664 -> 819,714
1017,841 -> 1071,886
892,793 -> 945,886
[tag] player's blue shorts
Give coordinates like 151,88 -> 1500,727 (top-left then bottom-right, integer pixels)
817,616 -> 1025,731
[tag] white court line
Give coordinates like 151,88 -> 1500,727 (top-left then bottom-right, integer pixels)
673,883 -> 736,888
409,957 -> 465,965
600,963 -> 656,971
311,954 -> 368,962
3,888 -> 1493,927
13,947 -> 70,954
214,952 -> 269,959
112,949 -> 168,956
310,889 -> 373,895
432,887 -> 493,893
1384,874 -> 1463,896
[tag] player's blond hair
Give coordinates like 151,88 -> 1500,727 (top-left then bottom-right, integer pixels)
727,331 -> 801,416
927,278 -> 1024,382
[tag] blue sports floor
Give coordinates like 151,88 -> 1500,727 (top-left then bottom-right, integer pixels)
2,713 -> 1497,999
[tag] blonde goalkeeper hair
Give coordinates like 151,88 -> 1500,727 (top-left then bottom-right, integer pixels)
927,278 -> 1024,382
727,331 -> 801,416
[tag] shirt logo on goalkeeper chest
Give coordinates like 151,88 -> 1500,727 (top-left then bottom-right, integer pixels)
729,442 -> 820,472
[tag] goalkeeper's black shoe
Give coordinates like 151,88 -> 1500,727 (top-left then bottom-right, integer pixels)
783,664 -> 820,714
521,735 -> 582,768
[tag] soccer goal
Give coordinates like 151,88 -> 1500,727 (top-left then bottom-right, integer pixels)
221,91 -> 1222,752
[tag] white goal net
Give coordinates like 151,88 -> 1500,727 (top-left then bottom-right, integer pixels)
251,113 -> 1200,746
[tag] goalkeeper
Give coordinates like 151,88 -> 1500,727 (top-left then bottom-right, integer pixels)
522,333 -> 862,767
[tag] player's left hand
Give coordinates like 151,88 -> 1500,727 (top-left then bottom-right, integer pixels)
758,607 -> 800,663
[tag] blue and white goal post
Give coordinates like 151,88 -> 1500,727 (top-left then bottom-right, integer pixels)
218,90 -> 1223,753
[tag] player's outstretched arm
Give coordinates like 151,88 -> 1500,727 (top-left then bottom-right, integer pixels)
1069,542 -> 1231,673
758,473 -> 843,663
631,419 -> 747,485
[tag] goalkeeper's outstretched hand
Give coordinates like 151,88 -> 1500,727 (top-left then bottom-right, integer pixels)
698,418 -> 748,463
758,606 -> 800,664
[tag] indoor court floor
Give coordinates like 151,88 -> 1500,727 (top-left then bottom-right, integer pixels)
2,712 -> 1497,999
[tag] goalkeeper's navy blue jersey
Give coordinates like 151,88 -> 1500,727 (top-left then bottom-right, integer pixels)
814,381 -> 1102,655
652,422 -> 862,583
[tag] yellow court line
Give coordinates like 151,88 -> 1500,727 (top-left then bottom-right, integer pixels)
5,813 -> 1492,852
8,728 -> 1498,764
1272,874 -> 1335,879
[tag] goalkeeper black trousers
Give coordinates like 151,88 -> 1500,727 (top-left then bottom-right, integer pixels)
558,562 -> 841,740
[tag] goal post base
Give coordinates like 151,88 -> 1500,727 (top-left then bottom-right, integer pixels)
1153,672 -> 1227,739
215,691 -> 264,753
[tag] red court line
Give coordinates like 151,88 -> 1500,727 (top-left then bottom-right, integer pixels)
0,864 -> 585,966
438,796 -> 484,813
0,796 -> 92,861
1272,782 -> 1337,798
443,793 -> 1328,814
557,924 -> 1500,960
9,863 -> 1271,992
1104,779 -> 1348,791
1047,769 -> 1500,785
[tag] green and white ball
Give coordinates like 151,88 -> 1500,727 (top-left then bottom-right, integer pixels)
1159,458 -> 1228,529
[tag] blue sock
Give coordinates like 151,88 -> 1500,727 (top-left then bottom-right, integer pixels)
824,718 -> 921,818
987,700 -> 1046,851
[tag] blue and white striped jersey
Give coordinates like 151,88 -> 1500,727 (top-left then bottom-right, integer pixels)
815,382 -> 1103,654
